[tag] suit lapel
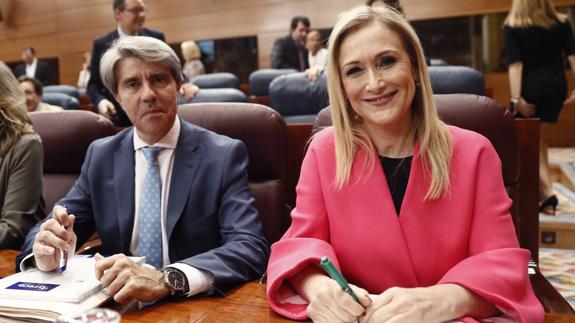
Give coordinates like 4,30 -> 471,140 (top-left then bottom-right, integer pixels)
114,128 -> 136,252
166,121 -> 200,240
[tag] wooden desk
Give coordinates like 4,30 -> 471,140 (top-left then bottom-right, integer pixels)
1,250 -> 572,322
122,282 -> 574,323
0,249 -> 17,278
122,282 -> 296,323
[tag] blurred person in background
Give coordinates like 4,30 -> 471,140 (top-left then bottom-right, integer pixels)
18,76 -> 63,112
504,0 -> 575,215
0,62 -> 45,249
304,30 -> 328,81
181,40 -> 205,80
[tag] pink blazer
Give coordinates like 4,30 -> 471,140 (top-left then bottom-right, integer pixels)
267,126 -> 543,322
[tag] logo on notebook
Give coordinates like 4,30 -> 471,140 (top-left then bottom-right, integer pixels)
6,281 -> 59,292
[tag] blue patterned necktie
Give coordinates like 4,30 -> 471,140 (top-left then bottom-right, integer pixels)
138,146 -> 164,268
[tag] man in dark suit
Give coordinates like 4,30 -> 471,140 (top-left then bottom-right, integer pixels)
13,46 -> 54,85
88,0 -> 197,127
271,16 -> 311,71
17,36 -> 268,303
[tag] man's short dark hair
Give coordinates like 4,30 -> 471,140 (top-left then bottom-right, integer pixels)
113,0 -> 126,11
18,76 -> 43,95
290,16 -> 310,30
366,0 -> 404,14
21,46 -> 35,55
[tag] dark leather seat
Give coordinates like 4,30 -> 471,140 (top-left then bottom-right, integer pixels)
178,88 -> 248,104
42,92 -> 80,110
428,66 -> 485,95
28,111 -> 116,211
249,69 -> 297,96
268,72 -> 328,124
178,103 -> 288,244
43,85 -> 80,100
191,72 -> 240,89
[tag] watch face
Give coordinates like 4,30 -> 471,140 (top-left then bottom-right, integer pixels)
167,270 -> 185,291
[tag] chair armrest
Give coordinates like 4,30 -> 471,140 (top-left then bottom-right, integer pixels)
530,270 -> 574,315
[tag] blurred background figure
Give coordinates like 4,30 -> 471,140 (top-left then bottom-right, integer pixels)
0,62 -> 45,249
181,40 -> 205,80
13,46 -> 54,86
77,51 -> 91,90
304,30 -> 327,81
367,0 -> 404,14
271,16 -> 310,71
18,76 -> 63,112
503,0 -> 575,215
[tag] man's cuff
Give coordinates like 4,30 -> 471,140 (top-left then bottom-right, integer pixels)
167,263 -> 214,297
19,253 -> 37,272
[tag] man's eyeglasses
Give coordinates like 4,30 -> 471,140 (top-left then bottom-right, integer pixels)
123,7 -> 147,14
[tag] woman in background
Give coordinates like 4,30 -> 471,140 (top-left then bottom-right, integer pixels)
181,40 -> 205,80
0,61 -> 45,249
266,6 -> 543,322
305,30 -> 328,81
504,0 -> 575,214
77,51 -> 91,90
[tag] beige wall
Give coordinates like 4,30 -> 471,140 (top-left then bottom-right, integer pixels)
2,0 -> 575,86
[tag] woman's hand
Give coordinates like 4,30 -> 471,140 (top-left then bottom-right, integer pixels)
361,284 -> 497,323
289,266 -> 371,323
306,276 -> 371,323
516,97 -> 536,118
564,89 -> 575,105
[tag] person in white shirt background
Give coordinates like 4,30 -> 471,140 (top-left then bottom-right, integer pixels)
305,30 -> 328,81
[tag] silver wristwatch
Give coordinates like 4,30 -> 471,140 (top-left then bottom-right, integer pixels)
161,267 -> 189,296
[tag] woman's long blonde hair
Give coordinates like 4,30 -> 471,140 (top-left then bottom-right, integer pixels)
0,61 -> 34,158
504,0 -> 566,28
327,5 -> 452,200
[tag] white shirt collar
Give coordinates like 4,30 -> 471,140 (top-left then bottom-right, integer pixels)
117,26 -> 138,38
133,117 -> 180,151
26,58 -> 38,67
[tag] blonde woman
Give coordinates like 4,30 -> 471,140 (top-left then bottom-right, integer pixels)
504,0 -> 575,214
0,62 -> 45,249
266,6 -> 543,322
181,40 -> 205,80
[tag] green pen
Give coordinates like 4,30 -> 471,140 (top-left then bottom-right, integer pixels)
320,256 -> 360,303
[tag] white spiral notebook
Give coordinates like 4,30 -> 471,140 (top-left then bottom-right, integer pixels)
0,256 -> 104,303
0,255 -> 144,322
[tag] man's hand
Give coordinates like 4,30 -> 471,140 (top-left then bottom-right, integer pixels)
98,99 -> 117,119
95,254 -> 170,304
32,205 -> 77,272
180,83 -> 199,101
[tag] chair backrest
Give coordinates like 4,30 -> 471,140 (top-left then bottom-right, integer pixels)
269,72 -> 329,124
428,65 -> 485,95
43,85 -> 80,100
42,92 -> 80,110
178,88 -> 247,104
249,69 -> 297,96
177,103 -> 288,244
28,111 -> 116,211
191,72 -> 240,89
313,94 -> 533,254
